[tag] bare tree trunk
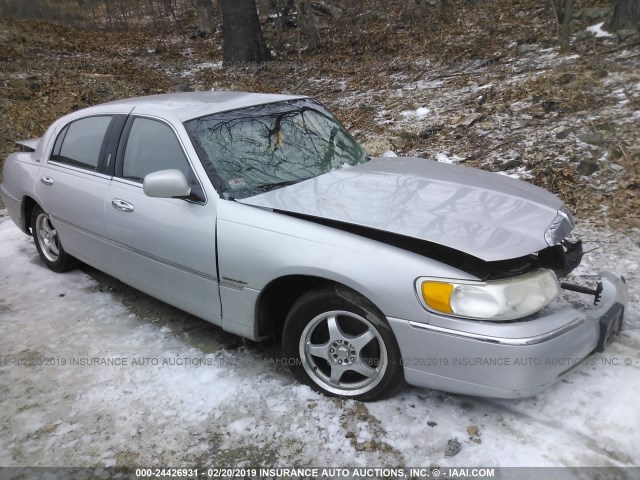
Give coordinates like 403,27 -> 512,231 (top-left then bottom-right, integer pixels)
414,0 -> 428,17
161,0 -> 179,28
294,0 -> 319,51
194,0 -> 215,35
103,0 -> 113,28
219,0 -> 271,64
610,0 -> 640,31
441,0 -> 452,22
552,0 -> 574,54
560,0 -> 573,54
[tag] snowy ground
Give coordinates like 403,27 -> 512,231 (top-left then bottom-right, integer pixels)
0,213 -> 639,469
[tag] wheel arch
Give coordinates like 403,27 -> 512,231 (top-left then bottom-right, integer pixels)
255,274 -> 386,339
22,195 -> 39,234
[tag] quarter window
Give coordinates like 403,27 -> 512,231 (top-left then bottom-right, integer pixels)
51,116 -> 112,171
121,118 -> 192,182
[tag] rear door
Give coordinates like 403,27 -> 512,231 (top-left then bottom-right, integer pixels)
104,115 -> 221,324
35,115 -> 126,269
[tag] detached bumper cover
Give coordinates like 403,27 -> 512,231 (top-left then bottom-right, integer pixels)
388,271 -> 629,398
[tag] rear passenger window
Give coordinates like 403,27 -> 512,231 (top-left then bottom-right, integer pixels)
51,116 -> 112,171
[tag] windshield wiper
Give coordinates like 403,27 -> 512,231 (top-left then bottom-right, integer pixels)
253,178 -> 313,193
253,180 -> 299,192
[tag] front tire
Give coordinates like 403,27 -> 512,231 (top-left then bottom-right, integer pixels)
31,205 -> 77,273
282,285 -> 406,401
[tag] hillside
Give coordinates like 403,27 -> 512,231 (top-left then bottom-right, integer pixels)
1,0 -> 639,230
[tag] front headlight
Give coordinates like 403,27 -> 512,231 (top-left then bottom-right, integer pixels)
418,269 -> 560,321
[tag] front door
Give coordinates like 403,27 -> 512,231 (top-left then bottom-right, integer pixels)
104,116 -> 221,324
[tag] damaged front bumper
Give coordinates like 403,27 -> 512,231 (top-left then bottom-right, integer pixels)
388,271 -> 629,398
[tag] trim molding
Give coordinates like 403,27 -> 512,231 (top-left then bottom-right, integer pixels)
405,318 -> 585,346
53,215 -> 218,283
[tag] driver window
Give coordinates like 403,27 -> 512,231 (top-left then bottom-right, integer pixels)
122,117 -> 192,182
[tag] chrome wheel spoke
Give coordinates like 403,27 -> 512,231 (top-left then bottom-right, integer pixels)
49,238 -> 60,256
350,360 -> 377,378
48,224 -> 60,255
350,329 -> 375,351
36,214 -> 60,262
307,342 -> 329,359
326,315 -> 345,342
329,364 -> 344,384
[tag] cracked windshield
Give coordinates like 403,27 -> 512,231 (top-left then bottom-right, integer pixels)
185,99 -> 368,199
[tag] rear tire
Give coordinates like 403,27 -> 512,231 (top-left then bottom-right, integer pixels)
282,284 -> 406,401
31,205 -> 78,273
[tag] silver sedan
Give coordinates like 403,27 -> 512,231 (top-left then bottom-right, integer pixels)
1,91 -> 629,400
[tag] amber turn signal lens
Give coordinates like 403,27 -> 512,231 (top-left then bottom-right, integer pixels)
421,282 -> 454,314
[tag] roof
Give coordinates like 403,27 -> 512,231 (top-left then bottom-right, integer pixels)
101,91 -> 307,121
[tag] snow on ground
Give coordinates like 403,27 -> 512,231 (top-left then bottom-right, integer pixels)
586,23 -> 615,39
0,214 -> 639,468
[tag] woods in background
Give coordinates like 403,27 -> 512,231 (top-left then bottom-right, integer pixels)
0,0 -> 638,63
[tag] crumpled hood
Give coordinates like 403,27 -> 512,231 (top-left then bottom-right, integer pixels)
239,156 -> 565,262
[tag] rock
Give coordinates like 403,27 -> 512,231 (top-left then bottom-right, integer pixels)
445,439 -> 461,457
154,42 -> 167,54
577,158 -> 599,176
542,100 -> 559,113
462,113 -> 484,127
26,75 -> 41,92
390,137 -> 407,149
451,115 -> 463,126
476,76 -> 489,85
496,160 -> 522,172
467,425 -> 479,436
556,126 -> 572,140
363,441 -> 375,450
311,2 -> 343,18
345,431 -> 355,438
399,131 -> 420,140
576,7 -> 610,21
478,121 -> 493,130
174,83 -> 190,92
361,138 -> 393,156
427,421 -> 437,427
575,31 -> 593,42
579,132 -> 605,146
355,443 -> 365,452
517,44 -> 537,54
557,73 -> 575,85
618,29 -> 640,42
592,69 -> 609,79
610,164 -> 624,172
419,126 -> 443,138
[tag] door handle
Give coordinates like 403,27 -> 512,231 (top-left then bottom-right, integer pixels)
111,199 -> 134,213
40,176 -> 54,186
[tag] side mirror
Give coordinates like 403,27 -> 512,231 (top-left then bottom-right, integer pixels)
143,169 -> 191,199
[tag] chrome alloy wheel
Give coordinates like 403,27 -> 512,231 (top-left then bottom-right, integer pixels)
35,213 -> 60,262
299,310 -> 388,396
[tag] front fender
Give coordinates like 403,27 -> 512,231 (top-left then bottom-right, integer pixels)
216,201 -> 474,339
